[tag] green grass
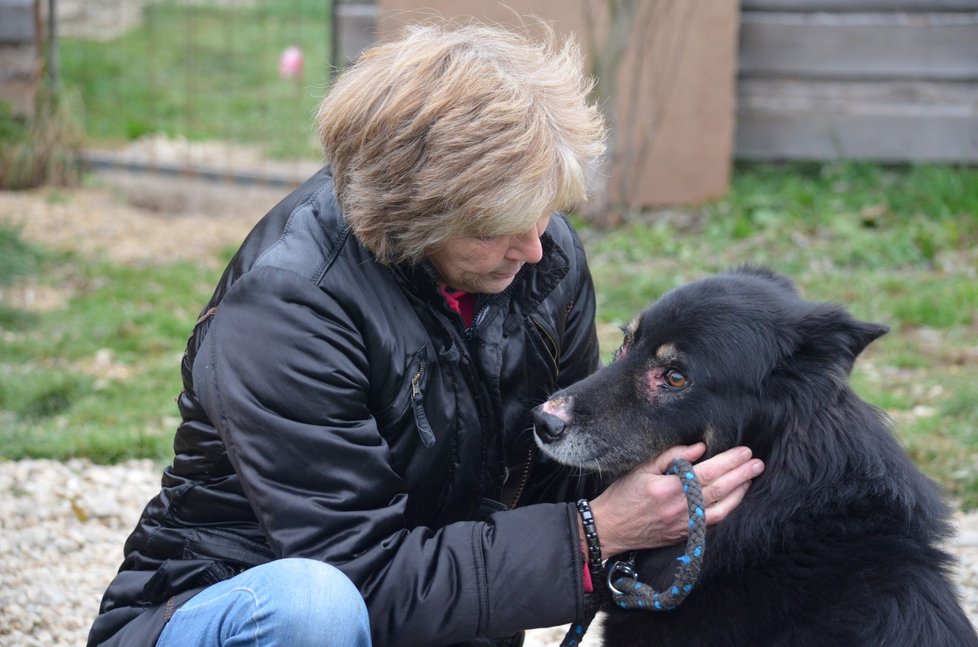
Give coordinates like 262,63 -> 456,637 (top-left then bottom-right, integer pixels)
0,224 -> 51,327
0,223 -> 48,283
1,162 -> 976,509
59,0 -> 333,158
0,244 -> 220,461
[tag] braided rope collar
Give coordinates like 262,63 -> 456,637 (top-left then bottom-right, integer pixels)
607,458 -> 706,610
560,458 -> 706,647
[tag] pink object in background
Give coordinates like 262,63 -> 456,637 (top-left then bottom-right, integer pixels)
278,46 -> 304,79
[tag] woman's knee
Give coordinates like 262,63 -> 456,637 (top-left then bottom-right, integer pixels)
256,558 -> 370,642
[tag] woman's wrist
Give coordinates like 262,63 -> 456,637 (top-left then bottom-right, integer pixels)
575,499 -> 603,574
585,496 -> 628,557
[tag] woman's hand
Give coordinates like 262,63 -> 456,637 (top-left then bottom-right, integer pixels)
586,444 -> 764,557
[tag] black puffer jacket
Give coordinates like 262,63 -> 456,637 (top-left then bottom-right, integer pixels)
88,167 -> 603,647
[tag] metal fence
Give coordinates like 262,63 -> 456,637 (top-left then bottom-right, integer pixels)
50,0 -> 377,186
10,0 -> 977,189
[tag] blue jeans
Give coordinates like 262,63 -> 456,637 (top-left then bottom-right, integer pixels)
156,558 -> 371,647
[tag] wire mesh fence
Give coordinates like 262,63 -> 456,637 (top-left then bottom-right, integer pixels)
56,0 -> 344,186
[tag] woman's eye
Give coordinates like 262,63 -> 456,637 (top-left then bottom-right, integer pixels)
665,370 -> 688,388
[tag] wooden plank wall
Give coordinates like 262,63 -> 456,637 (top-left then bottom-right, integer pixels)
0,0 -> 38,115
735,0 -> 978,162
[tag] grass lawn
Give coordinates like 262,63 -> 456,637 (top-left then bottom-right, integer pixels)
0,233 -> 224,462
1,162 -> 977,509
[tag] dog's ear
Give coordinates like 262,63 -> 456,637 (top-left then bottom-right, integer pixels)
846,318 -> 890,357
792,304 -> 889,375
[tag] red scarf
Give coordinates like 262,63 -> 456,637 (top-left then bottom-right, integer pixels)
439,286 -> 476,328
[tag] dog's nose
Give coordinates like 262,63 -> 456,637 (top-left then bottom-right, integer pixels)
533,409 -> 567,444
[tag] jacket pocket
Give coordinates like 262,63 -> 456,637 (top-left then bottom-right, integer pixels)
142,559 -> 239,604
184,527 -> 275,567
140,526 -> 274,604
374,345 -> 435,447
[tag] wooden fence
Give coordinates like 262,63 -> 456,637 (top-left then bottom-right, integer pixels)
736,0 -> 978,162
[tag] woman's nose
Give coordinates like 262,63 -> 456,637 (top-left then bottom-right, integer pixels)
508,228 -> 544,263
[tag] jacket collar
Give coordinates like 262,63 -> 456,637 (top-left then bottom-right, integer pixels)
388,226 -> 570,330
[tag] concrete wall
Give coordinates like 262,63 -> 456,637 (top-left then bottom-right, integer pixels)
374,0 -> 739,208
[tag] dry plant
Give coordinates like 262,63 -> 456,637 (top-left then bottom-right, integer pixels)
0,86 -> 83,190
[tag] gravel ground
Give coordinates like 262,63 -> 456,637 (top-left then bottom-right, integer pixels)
0,458 -> 975,647
0,459 -> 596,647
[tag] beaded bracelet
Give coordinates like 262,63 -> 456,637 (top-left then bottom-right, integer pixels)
575,498 -> 603,574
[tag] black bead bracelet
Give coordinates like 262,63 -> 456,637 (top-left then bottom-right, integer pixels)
575,498 -> 603,574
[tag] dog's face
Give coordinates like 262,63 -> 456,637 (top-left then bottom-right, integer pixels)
533,267 -> 888,476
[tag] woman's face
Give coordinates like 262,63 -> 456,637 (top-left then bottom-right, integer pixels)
426,214 -> 551,294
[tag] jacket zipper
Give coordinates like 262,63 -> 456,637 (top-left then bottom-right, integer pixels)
465,303 -> 491,340
505,444 -> 534,509
410,360 -> 436,448
458,295 -> 505,500
464,282 -> 516,339
529,315 -> 559,376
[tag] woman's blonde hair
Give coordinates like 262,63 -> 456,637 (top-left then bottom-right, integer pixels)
316,21 -> 606,265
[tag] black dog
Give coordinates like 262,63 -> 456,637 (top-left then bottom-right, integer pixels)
533,267 -> 977,646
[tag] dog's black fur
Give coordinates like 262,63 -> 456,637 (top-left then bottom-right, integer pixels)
533,267 -> 977,646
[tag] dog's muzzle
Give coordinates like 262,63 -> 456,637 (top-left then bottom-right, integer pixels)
532,397 -> 573,444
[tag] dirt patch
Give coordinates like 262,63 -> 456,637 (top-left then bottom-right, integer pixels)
0,278 -> 71,312
0,170 -> 287,266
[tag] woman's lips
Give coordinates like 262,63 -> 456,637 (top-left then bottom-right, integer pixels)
493,263 -> 524,279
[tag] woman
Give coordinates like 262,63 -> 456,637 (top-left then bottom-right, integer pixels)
88,22 -> 762,647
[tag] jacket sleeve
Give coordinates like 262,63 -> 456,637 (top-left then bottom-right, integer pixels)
193,265 -> 586,646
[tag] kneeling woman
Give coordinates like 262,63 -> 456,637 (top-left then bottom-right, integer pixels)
88,21 -> 762,647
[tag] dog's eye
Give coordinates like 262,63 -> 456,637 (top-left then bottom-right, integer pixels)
665,370 -> 688,389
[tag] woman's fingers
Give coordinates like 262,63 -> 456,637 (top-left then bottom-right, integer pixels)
591,444 -> 765,554
705,481 -> 751,524
692,446 -> 754,483
652,442 -> 707,474
692,448 -> 765,525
